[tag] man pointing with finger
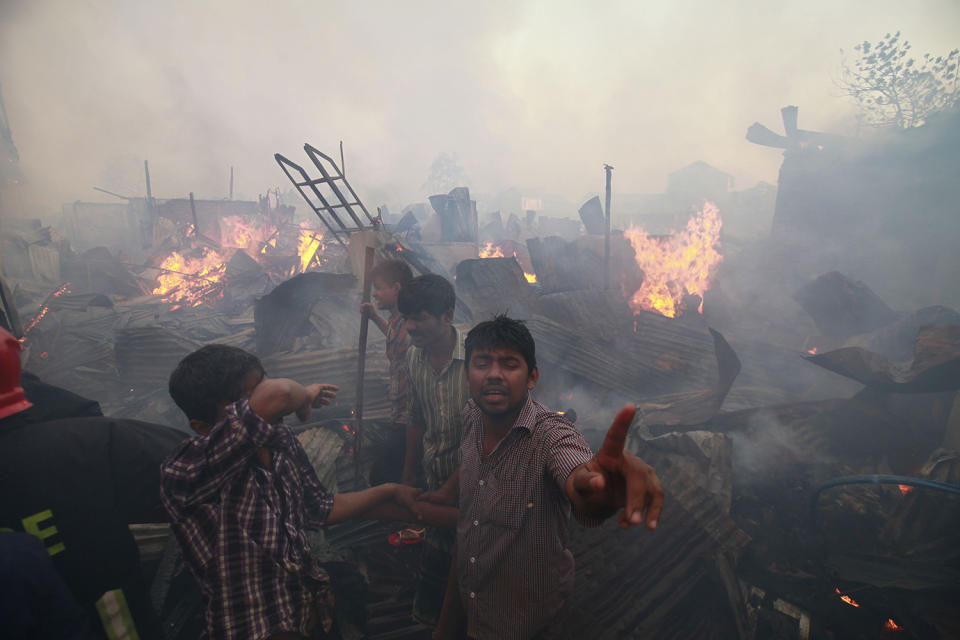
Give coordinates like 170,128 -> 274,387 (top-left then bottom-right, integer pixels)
426,315 -> 664,640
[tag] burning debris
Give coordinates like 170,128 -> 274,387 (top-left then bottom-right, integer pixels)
1,121 -> 958,640
623,201 -> 723,318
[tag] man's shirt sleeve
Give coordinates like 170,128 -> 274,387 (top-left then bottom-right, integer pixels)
545,420 -> 605,527
160,399 -> 278,514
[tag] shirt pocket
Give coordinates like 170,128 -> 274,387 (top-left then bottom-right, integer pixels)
482,471 -> 533,530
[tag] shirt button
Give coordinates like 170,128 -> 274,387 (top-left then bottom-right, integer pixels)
470,556 -> 476,563
478,479 -> 485,486
473,519 -> 479,527
469,592 -> 476,599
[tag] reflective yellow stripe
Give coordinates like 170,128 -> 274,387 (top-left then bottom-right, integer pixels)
95,589 -> 141,640
21,509 -> 65,556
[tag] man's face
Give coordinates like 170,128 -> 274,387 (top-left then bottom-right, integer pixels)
371,277 -> 400,311
468,347 -> 538,420
403,309 -> 452,349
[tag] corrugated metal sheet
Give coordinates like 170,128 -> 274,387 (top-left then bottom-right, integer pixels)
264,345 -> 391,422
114,327 -> 201,385
566,442 -> 750,639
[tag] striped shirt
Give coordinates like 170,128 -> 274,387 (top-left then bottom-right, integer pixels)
160,399 -> 334,640
385,312 -> 410,425
404,325 -> 469,491
458,395 -> 595,640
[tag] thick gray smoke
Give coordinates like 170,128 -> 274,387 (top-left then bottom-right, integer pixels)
2,0 -> 958,217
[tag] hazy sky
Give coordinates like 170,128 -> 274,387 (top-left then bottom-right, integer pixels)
1,0 -> 958,215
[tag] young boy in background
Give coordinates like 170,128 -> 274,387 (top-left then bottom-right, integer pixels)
161,345 -> 421,640
360,259 -> 413,483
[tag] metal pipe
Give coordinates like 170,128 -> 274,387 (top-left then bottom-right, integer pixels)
810,474 -> 960,523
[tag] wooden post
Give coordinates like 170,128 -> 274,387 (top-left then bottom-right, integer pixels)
189,192 -> 200,237
144,160 -> 155,249
144,160 -> 153,202
354,246 -> 376,475
603,163 -> 614,289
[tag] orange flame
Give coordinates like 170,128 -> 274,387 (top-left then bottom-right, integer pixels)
884,619 -> 903,631
835,588 -> 860,608
898,484 -> 915,496
220,215 -> 278,253
479,242 -> 505,258
152,249 -> 228,307
623,202 -> 722,318
807,347 -> 819,355
296,225 -> 325,273
479,242 -> 537,283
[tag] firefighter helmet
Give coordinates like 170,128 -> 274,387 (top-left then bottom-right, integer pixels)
0,327 -> 32,419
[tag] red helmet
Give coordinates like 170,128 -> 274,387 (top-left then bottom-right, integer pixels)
0,327 -> 32,419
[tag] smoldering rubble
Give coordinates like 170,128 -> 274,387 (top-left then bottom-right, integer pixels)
1,108 -> 959,639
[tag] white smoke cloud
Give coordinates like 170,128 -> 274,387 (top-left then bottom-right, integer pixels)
1,0 -> 958,216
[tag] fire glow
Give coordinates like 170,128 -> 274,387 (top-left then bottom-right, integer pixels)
623,202 -> 722,318
153,250 -> 229,308
835,588 -> 860,608
478,242 -> 538,283
151,216 -> 327,308
18,282 -> 71,343
296,226 -> 325,274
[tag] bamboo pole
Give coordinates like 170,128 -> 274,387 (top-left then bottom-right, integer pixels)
354,246 -> 376,477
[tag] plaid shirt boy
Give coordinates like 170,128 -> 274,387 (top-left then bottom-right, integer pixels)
160,399 -> 334,639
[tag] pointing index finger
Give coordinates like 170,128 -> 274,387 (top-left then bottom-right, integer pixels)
597,404 -> 636,462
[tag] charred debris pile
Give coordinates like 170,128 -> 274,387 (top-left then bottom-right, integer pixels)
2,122 -> 960,639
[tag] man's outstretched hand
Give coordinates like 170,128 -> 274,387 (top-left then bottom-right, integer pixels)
296,383 -> 340,421
566,404 -> 663,530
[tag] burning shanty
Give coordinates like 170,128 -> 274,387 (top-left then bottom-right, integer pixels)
2,7 -> 959,640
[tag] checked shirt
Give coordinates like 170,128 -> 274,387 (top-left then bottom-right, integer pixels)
457,395 -> 596,640
160,399 -> 334,640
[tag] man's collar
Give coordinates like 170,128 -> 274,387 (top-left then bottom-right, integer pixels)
512,394 -> 537,433
468,393 -> 538,435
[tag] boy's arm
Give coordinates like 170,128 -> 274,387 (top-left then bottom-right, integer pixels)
367,500 -> 459,528
162,379 -> 338,513
249,378 -> 337,424
419,468 -> 459,506
326,483 -> 422,524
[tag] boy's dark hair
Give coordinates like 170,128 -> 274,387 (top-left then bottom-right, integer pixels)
465,315 -> 537,373
370,259 -> 413,287
168,345 -> 265,424
397,273 -> 455,318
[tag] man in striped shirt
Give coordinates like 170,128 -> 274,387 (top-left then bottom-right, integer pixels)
425,316 -> 664,639
397,274 -> 468,625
